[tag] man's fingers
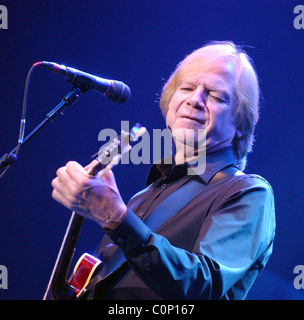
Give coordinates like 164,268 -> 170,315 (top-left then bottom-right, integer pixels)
52,187 -> 74,210
84,159 -> 99,174
55,166 -> 70,185
102,170 -> 119,191
65,161 -> 89,182
52,162 -> 86,205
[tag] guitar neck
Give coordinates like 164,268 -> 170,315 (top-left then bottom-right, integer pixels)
50,212 -> 84,300
45,123 -> 146,300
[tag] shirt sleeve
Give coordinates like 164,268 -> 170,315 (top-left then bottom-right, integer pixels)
106,175 -> 275,300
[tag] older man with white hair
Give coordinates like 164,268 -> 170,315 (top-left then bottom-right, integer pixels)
51,41 -> 275,300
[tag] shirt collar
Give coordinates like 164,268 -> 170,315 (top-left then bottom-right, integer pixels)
145,146 -> 237,186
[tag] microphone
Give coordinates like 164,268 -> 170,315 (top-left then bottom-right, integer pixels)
41,61 -> 131,103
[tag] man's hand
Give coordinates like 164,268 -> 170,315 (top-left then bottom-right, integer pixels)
51,161 -> 127,230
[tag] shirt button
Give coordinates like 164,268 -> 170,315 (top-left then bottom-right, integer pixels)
138,211 -> 144,218
145,266 -> 152,273
117,238 -> 124,244
161,183 -> 167,189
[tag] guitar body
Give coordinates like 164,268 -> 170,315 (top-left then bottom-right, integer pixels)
69,253 -> 103,297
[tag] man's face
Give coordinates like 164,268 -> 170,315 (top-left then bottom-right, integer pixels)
166,59 -> 237,154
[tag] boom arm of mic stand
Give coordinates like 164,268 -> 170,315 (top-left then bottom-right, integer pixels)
0,86 -> 87,171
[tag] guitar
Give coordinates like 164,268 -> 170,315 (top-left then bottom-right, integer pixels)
69,253 -> 102,298
44,123 -> 146,300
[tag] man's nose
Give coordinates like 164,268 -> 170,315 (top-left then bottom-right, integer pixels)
187,87 -> 206,109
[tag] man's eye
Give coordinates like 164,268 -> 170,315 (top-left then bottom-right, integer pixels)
208,91 -> 227,103
180,86 -> 193,91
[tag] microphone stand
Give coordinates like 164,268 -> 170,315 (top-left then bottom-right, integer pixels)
0,85 -> 87,171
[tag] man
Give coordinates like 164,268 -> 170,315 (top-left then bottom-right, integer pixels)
51,41 -> 275,299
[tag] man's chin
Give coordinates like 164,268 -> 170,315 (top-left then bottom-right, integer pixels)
171,128 -> 206,144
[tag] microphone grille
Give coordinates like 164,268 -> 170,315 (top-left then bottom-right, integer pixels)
107,81 -> 131,103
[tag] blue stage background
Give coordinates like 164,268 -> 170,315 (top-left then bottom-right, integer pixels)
0,1 -> 304,300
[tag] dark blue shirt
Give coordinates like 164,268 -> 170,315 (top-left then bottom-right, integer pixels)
92,147 -> 276,300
